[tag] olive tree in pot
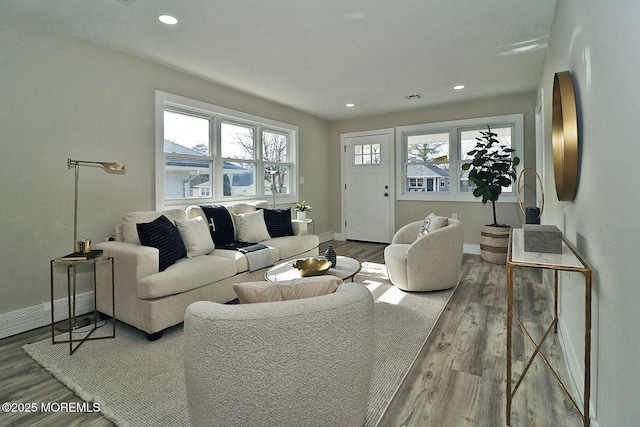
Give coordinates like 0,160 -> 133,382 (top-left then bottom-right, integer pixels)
461,127 -> 520,264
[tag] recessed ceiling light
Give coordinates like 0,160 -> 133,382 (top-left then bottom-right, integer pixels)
345,103 -> 355,108
159,15 -> 178,25
453,85 -> 465,90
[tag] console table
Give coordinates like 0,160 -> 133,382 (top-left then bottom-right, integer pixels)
50,253 -> 116,355
506,228 -> 592,426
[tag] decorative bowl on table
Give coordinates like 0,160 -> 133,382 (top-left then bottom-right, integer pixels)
293,258 -> 332,277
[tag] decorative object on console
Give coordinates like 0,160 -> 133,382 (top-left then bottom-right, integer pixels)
324,244 -> 337,267
295,200 -> 311,220
461,126 -> 520,264
293,258 -> 332,277
523,224 -> 562,254
517,167 -> 545,225
552,70 -> 579,202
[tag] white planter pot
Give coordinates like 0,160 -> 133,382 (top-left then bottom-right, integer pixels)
296,211 -> 307,220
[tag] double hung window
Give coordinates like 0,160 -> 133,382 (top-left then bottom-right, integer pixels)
156,91 -> 297,209
396,114 -> 523,201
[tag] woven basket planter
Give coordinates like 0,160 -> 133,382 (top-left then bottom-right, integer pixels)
479,225 -> 511,264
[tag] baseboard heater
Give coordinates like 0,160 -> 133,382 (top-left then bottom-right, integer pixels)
0,291 -> 94,340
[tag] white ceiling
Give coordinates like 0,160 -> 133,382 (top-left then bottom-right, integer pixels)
1,0 -> 557,120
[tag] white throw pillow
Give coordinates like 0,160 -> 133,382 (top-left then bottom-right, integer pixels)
175,216 -> 215,258
417,212 -> 449,238
233,209 -> 271,243
232,203 -> 258,214
233,276 -> 344,304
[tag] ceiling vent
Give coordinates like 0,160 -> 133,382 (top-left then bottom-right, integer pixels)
405,94 -> 423,100
114,0 -> 137,4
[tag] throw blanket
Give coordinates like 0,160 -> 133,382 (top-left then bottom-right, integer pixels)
237,243 -> 274,272
200,205 -> 235,246
200,205 -> 273,272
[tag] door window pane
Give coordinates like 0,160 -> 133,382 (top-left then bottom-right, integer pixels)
353,143 -> 381,165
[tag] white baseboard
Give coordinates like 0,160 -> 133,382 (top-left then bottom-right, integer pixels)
464,244 -> 480,255
0,291 -> 94,340
317,231 -> 334,244
557,314 -> 598,424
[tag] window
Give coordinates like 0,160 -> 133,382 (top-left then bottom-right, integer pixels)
353,143 -> 381,165
396,114 -> 523,201
156,91 -> 298,209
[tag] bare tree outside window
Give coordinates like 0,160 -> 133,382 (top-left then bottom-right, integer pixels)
263,131 -> 288,195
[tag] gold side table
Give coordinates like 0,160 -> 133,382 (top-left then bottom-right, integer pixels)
506,228 -> 592,426
50,252 -> 115,355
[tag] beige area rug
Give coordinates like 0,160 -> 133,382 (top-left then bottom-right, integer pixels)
23,262 -> 456,427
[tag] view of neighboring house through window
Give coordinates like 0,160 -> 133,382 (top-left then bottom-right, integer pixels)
156,91 -> 298,208
396,114 -> 523,201
405,131 -> 450,192
163,110 -> 212,200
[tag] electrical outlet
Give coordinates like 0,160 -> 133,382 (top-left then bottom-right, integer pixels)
452,213 -> 458,220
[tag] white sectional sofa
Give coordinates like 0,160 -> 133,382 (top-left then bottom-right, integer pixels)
94,200 -> 319,340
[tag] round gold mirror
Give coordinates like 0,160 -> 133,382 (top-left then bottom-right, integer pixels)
552,71 -> 579,201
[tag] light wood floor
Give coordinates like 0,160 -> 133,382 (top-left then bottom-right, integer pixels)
1,240 -> 582,426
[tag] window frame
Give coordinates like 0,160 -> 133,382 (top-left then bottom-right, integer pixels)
155,91 -> 298,210
395,114 -> 523,202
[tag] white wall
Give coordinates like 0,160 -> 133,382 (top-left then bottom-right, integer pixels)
0,16 -> 330,316
540,0 -> 640,424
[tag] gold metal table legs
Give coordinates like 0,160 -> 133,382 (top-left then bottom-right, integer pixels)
506,262 -> 592,427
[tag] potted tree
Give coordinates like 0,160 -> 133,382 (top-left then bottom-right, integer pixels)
461,127 -> 520,264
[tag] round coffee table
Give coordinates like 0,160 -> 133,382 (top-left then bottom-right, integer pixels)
265,256 -> 362,282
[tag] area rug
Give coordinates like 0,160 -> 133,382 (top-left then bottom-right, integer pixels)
23,262 -> 456,427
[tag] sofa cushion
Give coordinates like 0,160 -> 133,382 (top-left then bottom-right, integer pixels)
200,205 -> 236,246
122,209 -> 187,245
210,247 -> 278,274
263,208 -> 294,238
232,203 -> 259,214
233,276 -> 343,304
233,209 -> 271,243
175,216 -> 215,258
137,215 -> 187,271
137,255 -> 237,299
417,213 -> 449,238
263,234 -> 320,259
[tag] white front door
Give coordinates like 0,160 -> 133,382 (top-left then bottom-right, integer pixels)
343,130 -> 393,243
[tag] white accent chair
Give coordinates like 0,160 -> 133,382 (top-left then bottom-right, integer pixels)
183,282 -> 375,427
384,218 -> 463,291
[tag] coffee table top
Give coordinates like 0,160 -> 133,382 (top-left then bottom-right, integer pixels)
265,256 -> 361,282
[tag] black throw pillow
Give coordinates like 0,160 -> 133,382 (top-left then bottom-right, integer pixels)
263,207 -> 294,238
137,215 -> 187,271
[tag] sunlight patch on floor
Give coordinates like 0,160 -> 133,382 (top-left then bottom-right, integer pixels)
375,286 -> 406,305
